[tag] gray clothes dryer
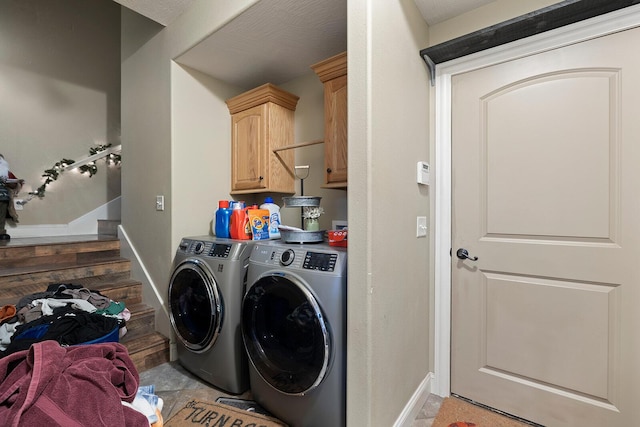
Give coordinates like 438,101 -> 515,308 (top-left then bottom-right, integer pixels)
169,236 -> 255,394
242,241 -> 347,427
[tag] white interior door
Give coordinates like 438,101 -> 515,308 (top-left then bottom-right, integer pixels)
451,26 -> 640,426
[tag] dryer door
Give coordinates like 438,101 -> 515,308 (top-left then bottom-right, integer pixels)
169,258 -> 222,353
242,273 -> 330,395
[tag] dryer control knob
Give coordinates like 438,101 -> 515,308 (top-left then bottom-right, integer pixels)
194,242 -> 205,254
280,249 -> 295,266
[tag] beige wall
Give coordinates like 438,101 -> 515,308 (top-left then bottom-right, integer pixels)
348,0 -> 431,425
124,0 -> 432,424
123,0 -> 570,425
279,72 -> 348,231
428,0 -> 563,46
122,0 -> 348,339
170,63 -> 240,241
120,0 -> 258,337
2,0 -> 578,424
0,0 -> 121,228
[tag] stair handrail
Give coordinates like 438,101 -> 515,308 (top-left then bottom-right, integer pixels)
19,144 -> 122,206
63,144 -> 121,173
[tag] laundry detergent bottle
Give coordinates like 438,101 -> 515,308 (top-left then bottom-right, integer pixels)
230,201 -> 252,240
214,200 -> 231,238
243,204 -> 258,239
260,197 -> 281,239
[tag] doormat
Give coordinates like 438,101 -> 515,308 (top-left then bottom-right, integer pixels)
215,397 -> 272,417
432,397 -> 539,427
164,399 -> 287,427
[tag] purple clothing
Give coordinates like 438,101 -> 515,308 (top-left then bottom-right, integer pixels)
0,340 -> 148,427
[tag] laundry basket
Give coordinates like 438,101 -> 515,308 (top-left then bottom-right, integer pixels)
79,325 -> 120,345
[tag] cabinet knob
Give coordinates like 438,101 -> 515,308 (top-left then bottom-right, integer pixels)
326,168 -> 332,174
259,176 -> 264,180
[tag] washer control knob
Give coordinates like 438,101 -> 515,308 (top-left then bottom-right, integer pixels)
194,242 -> 205,254
280,249 -> 295,266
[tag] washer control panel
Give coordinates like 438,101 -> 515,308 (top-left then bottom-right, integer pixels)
194,241 -> 205,254
256,244 -> 345,274
209,243 -> 231,258
280,249 -> 295,266
303,252 -> 338,272
179,239 -> 232,258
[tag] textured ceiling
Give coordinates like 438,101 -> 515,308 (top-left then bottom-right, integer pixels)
176,0 -> 347,89
114,0 -> 491,89
114,0 -> 494,28
112,0 -> 194,26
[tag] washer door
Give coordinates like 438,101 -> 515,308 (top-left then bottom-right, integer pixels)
169,258 -> 222,353
242,273 -> 330,395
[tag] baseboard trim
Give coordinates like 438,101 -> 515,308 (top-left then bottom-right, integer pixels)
118,224 -> 173,343
393,372 -> 434,427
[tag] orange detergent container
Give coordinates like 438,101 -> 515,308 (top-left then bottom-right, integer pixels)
229,202 -> 252,240
248,208 -> 270,240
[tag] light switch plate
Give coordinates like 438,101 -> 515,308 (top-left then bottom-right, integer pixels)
156,195 -> 164,211
416,216 -> 427,237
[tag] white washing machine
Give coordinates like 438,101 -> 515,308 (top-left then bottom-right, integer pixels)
242,241 -> 347,427
168,236 -> 255,394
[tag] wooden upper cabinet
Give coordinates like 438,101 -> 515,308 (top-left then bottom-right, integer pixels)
311,51 -> 347,189
226,83 -> 299,194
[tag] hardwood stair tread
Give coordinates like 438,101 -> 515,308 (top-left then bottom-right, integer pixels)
0,235 -> 120,259
0,234 -> 169,373
126,302 -> 155,316
0,278 -> 142,307
124,332 -> 170,373
122,303 -> 157,341
0,259 -> 131,290
0,234 -> 119,247
121,330 -> 168,350
0,257 -> 130,277
85,279 -> 143,306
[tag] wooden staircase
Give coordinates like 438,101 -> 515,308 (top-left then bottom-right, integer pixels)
0,233 -> 170,373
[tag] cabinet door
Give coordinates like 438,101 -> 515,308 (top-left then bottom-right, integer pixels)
324,74 -> 348,186
231,104 -> 267,191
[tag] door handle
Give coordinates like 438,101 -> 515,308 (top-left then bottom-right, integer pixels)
456,248 -> 478,261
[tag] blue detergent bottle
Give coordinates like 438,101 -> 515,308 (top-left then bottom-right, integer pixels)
215,200 -> 231,238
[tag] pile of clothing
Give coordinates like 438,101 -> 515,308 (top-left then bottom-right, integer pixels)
0,340 -> 163,426
0,284 -> 166,426
0,283 -> 129,356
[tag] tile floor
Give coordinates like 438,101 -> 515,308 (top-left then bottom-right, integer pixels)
412,394 -> 444,427
138,361 -> 251,421
138,361 -> 443,426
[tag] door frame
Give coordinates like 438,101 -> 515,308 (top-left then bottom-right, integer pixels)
432,4 -> 640,398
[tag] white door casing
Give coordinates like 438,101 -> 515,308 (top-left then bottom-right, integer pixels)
433,0 -> 640,414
